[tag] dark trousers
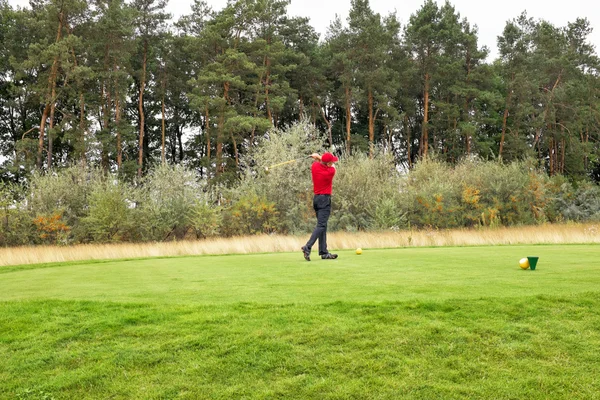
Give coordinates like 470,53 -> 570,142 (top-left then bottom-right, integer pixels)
305,194 -> 331,255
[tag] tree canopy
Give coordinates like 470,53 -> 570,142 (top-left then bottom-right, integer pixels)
1,0 -> 600,184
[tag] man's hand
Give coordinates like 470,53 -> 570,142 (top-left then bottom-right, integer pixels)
310,153 -> 321,160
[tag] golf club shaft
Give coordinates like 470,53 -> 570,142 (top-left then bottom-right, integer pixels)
267,156 -> 310,170
268,159 -> 297,169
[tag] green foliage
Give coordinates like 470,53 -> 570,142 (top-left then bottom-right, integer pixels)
329,151 -> 403,231
190,199 -> 222,239
79,180 -> 134,243
2,0 -> 600,184
28,166 -> 103,227
0,181 -> 36,246
3,120 -> 600,246
222,191 -> 280,236
400,157 -> 555,228
236,121 -> 324,234
556,181 -> 600,222
135,164 -> 203,241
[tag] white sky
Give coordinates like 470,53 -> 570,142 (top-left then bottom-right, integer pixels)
6,0 -> 600,61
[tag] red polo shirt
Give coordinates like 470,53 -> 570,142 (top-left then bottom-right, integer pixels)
311,162 -> 336,195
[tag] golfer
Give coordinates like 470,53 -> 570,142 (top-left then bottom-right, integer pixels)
301,152 -> 339,261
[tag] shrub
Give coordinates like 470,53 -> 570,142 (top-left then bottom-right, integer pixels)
557,181 -> 600,222
0,182 -> 36,246
32,212 -> 71,245
221,191 -> 280,236
28,166 -> 103,229
80,180 -> 134,243
135,164 -> 202,241
236,121 -> 324,234
329,151 -> 404,231
399,157 -> 553,228
190,189 -> 223,239
190,200 -> 222,238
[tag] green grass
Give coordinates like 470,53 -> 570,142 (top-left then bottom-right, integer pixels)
1,245 -> 600,399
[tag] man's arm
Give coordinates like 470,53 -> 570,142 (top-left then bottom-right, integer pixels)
310,153 -> 321,161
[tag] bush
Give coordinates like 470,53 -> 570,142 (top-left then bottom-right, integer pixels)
190,200 -> 222,238
79,180 -> 135,243
236,121 -> 324,234
399,157 -> 553,228
0,182 -> 36,246
557,181 -> 600,222
221,191 -> 280,236
28,166 -> 103,230
32,212 -> 71,245
135,164 -> 203,241
329,151 -> 404,231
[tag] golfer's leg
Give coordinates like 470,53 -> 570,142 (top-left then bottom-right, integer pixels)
305,197 -> 324,250
318,228 -> 327,255
318,209 -> 330,255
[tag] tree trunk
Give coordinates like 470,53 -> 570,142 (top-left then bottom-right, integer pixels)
115,92 -> 122,169
345,86 -> 351,155
561,137 -> 565,174
205,104 -> 211,160
47,86 -> 57,169
421,72 -> 430,158
404,115 -> 412,169
161,91 -> 166,165
101,60 -> 111,171
250,67 -> 265,145
217,111 -> 224,174
265,57 -> 273,125
321,105 -> 332,147
549,137 -> 554,176
37,12 -> 64,170
368,88 -> 374,159
113,60 -> 122,170
231,132 -> 239,167
137,39 -> 148,178
68,30 -> 87,167
464,49 -> 472,156
178,126 -> 184,163
533,72 -> 562,147
217,82 -> 229,174
500,107 -> 509,158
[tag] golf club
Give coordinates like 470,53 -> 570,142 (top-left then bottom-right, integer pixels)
264,156 -> 311,173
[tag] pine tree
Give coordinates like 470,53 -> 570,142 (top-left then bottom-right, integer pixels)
131,0 -> 170,177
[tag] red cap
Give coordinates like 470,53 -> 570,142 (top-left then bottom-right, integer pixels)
321,152 -> 338,163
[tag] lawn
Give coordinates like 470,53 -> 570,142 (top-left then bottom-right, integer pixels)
2,244 -> 600,399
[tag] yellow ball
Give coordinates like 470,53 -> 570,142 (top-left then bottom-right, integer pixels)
356,248 -> 362,255
519,257 -> 529,269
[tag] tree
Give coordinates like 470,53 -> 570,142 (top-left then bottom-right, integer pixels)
131,0 -> 170,177
348,0 -> 401,158
26,0 -> 88,170
0,2 -> 41,178
88,0 -> 135,171
325,16 -> 355,153
496,12 -> 538,161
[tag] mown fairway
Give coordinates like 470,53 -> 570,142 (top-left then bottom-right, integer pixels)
2,245 -> 600,399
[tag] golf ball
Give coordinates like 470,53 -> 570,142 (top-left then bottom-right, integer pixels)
356,248 -> 362,255
519,257 -> 529,269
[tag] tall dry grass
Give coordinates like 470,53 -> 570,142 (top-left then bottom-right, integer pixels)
1,223 -> 599,267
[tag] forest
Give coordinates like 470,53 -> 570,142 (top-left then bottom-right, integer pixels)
1,0 -> 600,245
1,0 -> 599,181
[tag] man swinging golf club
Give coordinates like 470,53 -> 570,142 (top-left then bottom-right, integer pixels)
301,152 -> 339,261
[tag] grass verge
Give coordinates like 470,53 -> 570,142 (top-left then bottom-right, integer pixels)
1,222 -> 599,267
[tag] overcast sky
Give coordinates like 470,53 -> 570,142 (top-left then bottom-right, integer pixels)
6,0 -> 600,61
